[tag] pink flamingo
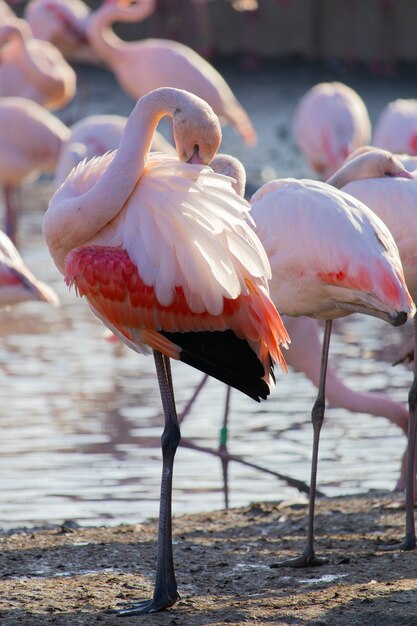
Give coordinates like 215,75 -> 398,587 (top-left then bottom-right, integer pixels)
293,82 -> 371,179
86,0 -> 257,146
42,86 -> 288,614
186,151 -> 413,547
342,153 -> 417,551
249,149 -> 415,568
0,0 -> 15,20
23,0 -> 95,65
0,18 -> 76,110
0,228 -> 58,307
54,112 -> 174,185
0,96 -> 70,244
373,99 -> 417,156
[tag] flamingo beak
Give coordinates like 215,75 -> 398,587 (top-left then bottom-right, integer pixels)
187,145 -> 204,165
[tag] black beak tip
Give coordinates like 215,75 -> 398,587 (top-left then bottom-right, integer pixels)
392,311 -> 408,327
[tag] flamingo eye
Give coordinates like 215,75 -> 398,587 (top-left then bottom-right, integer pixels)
384,171 -> 393,177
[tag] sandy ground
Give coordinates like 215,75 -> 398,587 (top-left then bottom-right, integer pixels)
0,492 -> 416,625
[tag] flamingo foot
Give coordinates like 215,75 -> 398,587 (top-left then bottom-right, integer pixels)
108,591 -> 180,616
271,549 -> 329,568
379,533 -> 416,552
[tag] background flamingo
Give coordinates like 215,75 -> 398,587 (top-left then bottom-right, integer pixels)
250,150 -> 414,567
24,0 -> 96,65
43,86 -> 288,615
342,157 -> 417,551
373,99 -> 417,156
0,228 -> 58,307
0,18 -> 76,110
86,0 -> 258,146
293,81 -> 371,179
0,96 -> 70,244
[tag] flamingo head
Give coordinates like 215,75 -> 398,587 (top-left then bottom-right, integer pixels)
172,91 -> 222,165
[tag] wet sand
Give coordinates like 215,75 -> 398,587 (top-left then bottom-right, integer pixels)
0,492 -> 416,625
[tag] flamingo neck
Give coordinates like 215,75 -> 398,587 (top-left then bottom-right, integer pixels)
43,88 -> 183,269
87,0 -> 154,64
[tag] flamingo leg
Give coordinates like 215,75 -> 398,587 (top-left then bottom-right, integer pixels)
382,316 -> 417,551
220,385 -> 232,509
276,319 -> 332,568
4,185 -> 19,246
112,350 -> 181,615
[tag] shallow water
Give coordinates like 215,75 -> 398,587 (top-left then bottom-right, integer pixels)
0,61 -> 414,529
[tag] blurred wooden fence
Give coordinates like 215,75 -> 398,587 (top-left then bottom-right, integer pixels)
13,0 -> 415,67
83,0 -> 417,66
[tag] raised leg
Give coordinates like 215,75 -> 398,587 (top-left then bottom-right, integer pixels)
275,320 -> 332,568
112,350 -> 181,615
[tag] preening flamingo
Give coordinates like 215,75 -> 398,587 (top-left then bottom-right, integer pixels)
373,99 -> 417,156
250,150 -> 415,567
293,82 -> 371,179
86,0 -> 257,146
42,87 -> 288,614
342,156 -> 417,550
0,228 -> 58,307
0,18 -> 76,110
24,0 -> 95,65
0,97 -> 69,245
54,112 -> 175,186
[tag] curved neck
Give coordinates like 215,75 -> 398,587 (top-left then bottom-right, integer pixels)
87,0 -> 155,64
44,88 -> 184,266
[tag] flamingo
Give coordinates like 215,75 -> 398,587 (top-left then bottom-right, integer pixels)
373,99 -> 417,156
0,18 -> 76,111
0,0 -> 14,21
54,112 -> 175,186
42,86 -> 288,614
0,228 -> 58,307
86,0 -> 258,146
185,151 -> 412,511
249,149 -> 415,567
342,155 -> 417,551
293,82 -> 371,179
0,96 -> 70,244
23,0 -> 95,64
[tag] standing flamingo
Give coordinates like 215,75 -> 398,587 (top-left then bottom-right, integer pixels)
373,99 -> 417,156
0,97 -> 69,245
0,228 -> 58,307
0,18 -> 76,110
249,150 -> 415,567
86,0 -> 257,146
42,87 -> 288,614
342,157 -> 417,550
23,0 -> 95,64
186,151 -> 413,508
293,82 -> 371,179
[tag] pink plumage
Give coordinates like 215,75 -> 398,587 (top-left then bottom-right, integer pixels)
86,0 -> 257,146
0,17 -> 76,110
293,81 -> 371,179
374,99 -> 417,156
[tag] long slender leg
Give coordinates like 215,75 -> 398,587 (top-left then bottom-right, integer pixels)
276,319 -> 332,568
4,185 -> 19,246
382,317 -> 417,551
112,351 -> 181,615
220,385 -> 232,509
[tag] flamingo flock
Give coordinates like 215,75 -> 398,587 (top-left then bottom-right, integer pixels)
0,0 -> 416,617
